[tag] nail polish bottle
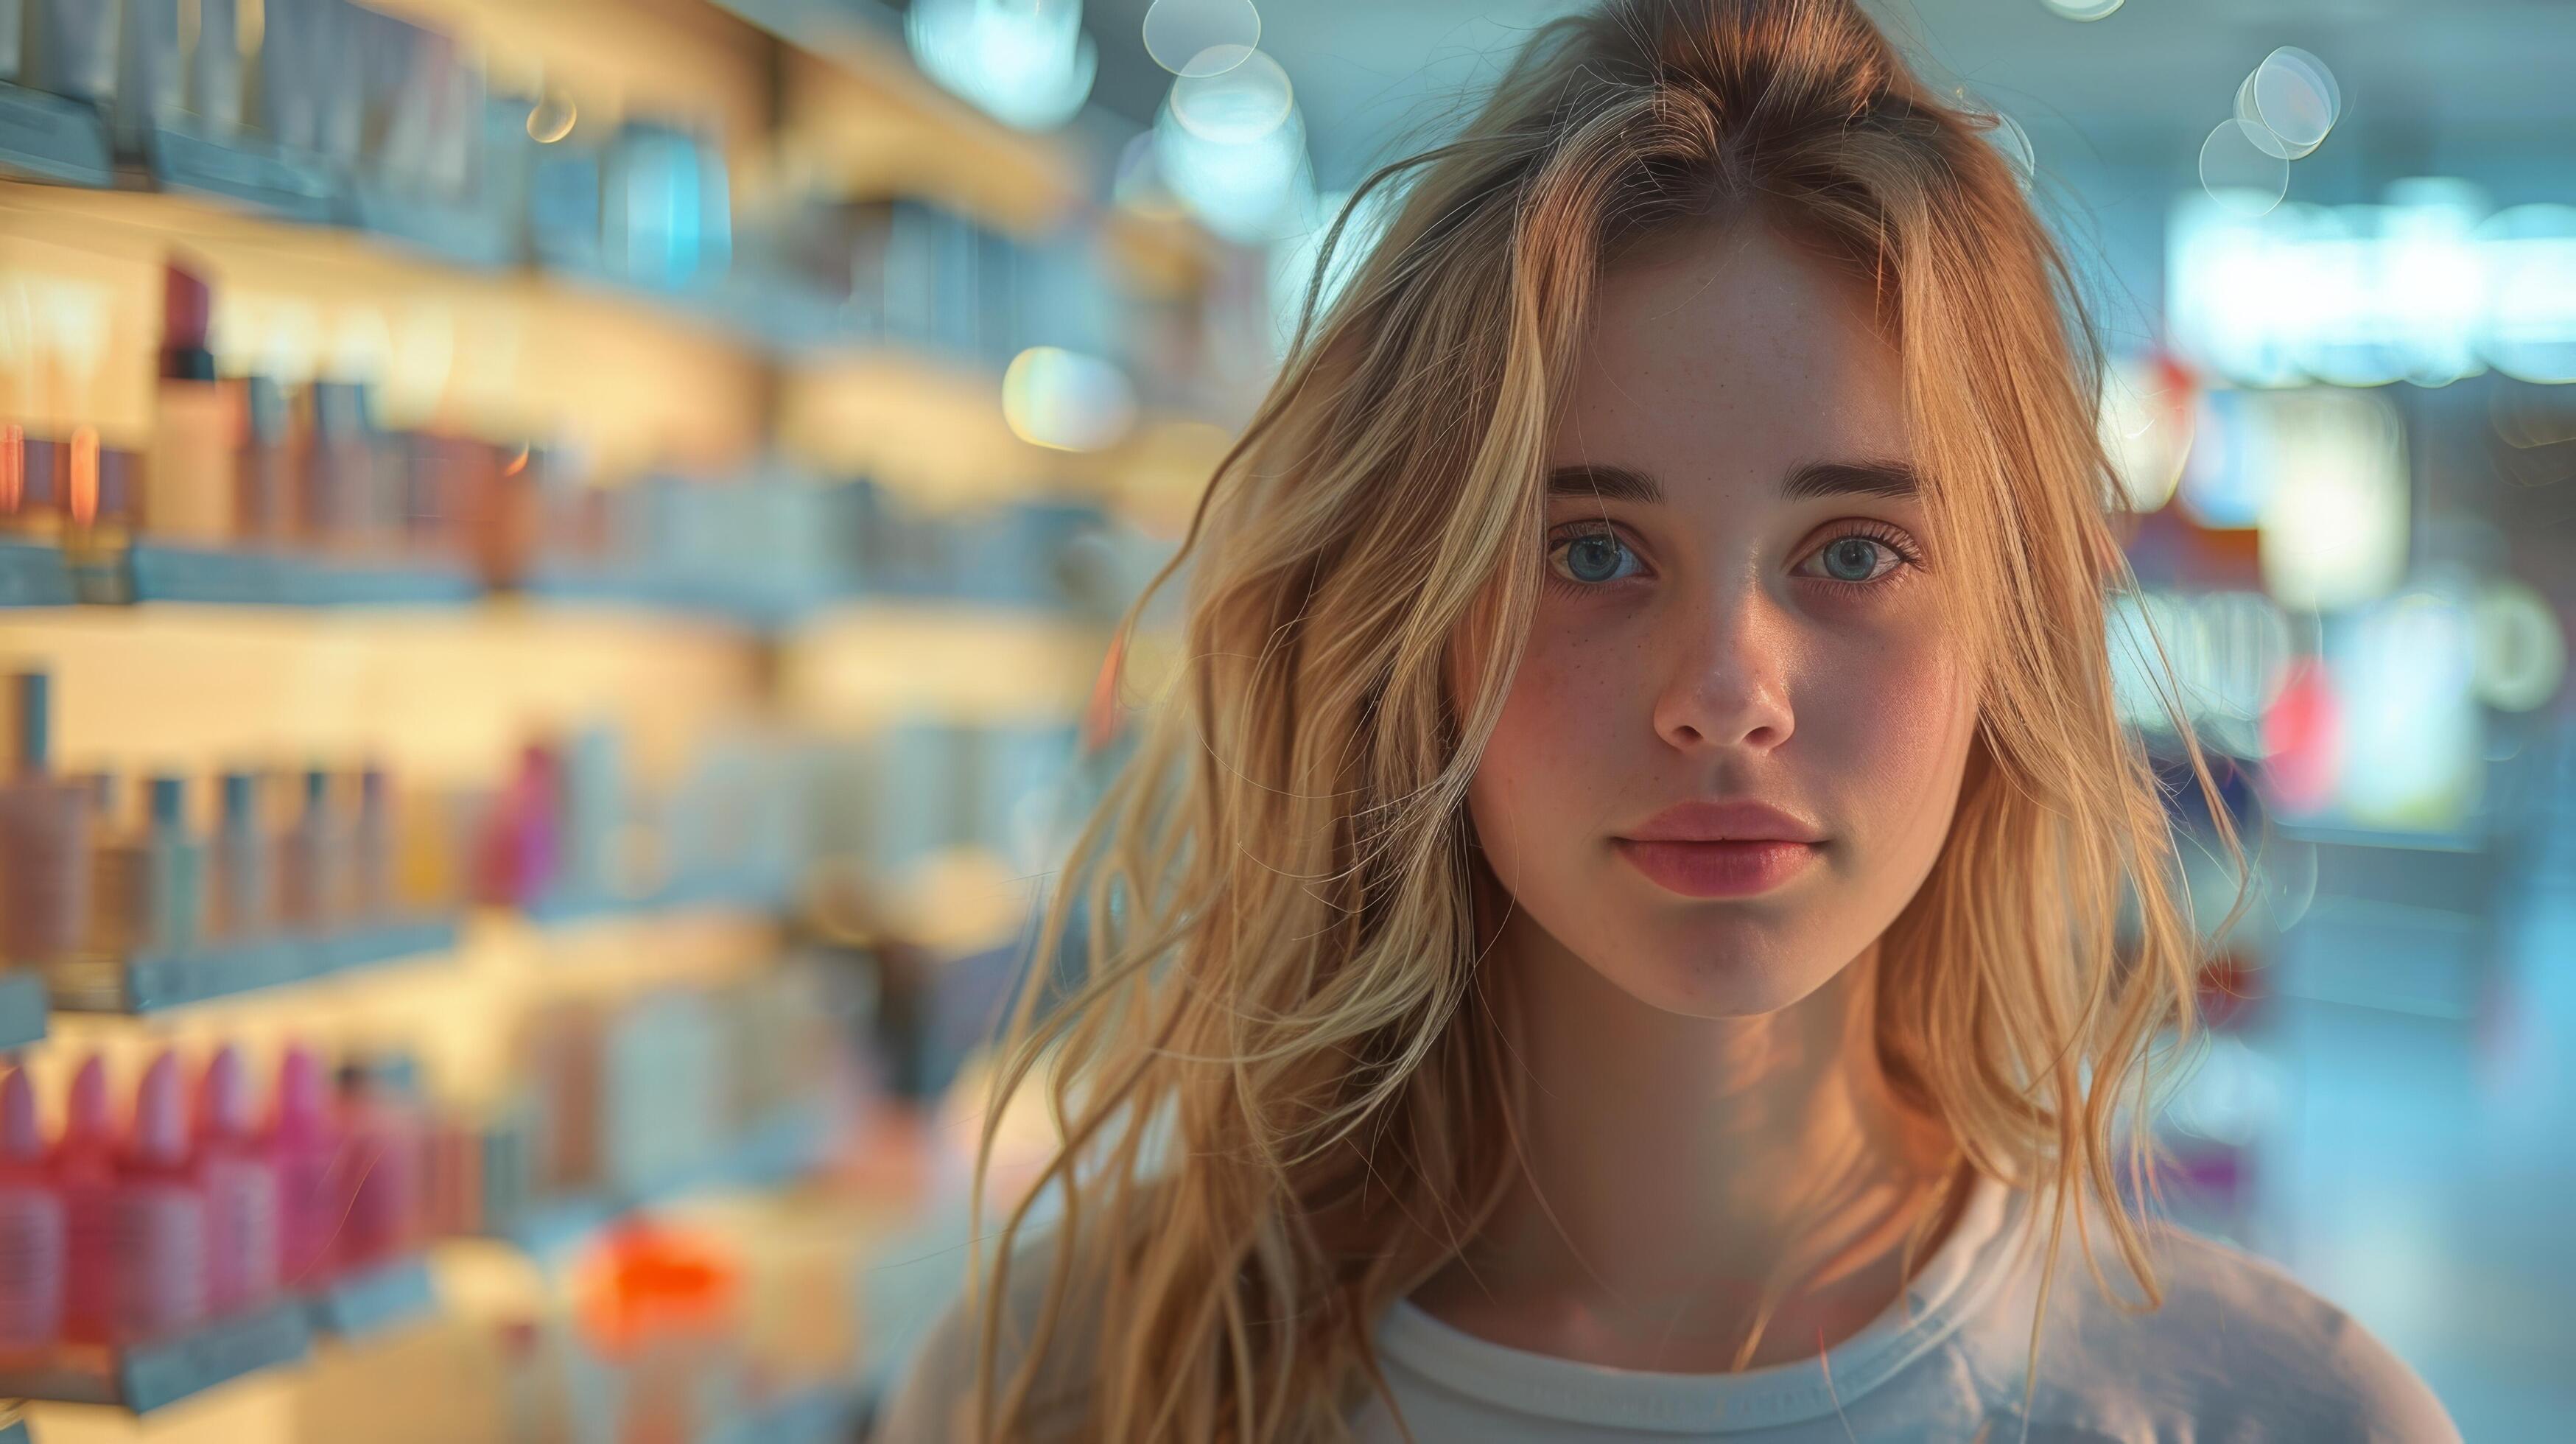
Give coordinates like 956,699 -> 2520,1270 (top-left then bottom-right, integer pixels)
270,1045 -> 342,1289
194,1046 -> 280,1315
55,1056 -> 118,1345
110,1051 -> 210,1342
0,670 -> 93,966
211,769 -> 273,944
0,1065 -> 65,1354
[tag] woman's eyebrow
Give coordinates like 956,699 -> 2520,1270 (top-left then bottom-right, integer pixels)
1782,459 -> 1919,501
1544,463 -> 1662,504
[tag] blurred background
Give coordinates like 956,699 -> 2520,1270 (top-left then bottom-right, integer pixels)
0,0 -> 2566,1440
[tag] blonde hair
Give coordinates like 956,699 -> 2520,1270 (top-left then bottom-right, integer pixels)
958,1 -> 2236,1438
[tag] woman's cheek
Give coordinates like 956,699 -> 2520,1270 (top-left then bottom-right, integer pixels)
1810,624 -> 1977,868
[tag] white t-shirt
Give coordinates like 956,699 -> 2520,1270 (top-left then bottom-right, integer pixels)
873,1177 -> 2460,1442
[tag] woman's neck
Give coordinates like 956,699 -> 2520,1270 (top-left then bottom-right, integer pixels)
1408,915 -> 1960,1373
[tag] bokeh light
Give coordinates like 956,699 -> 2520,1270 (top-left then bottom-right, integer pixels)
2038,0 -> 2124,19
1154,88 -> 1314,244
2235,46 -> 2340,161
527,91 -> 577,144
1143,0 -> 1263,77
2334,585 -> 2482,830
2199,120 -> 2290,217
907,0 -> 1098,131
1169,47 -> 1294,144
2471,579 -> 2568,713
2256,388 -> 2408,612
1001,347 -> 1137,452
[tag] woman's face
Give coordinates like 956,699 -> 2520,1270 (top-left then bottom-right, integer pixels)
1463,223 -> 1981,1019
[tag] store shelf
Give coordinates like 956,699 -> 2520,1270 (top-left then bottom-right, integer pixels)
0,1299 -> 312,1414
305,1257 -> 440,1342
0,970 -> 46,1051
483,1103 -> 829,1261
0,540 -> 77,608
0,80 -> 113,187
47,918 -> 463,1014
127,546 -> 483,609
147,117 -> 340,227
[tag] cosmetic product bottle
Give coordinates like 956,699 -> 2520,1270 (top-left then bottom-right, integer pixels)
0,1066 -> 65,1354
208,768 -> 271,944
395,785 -> 459,918
332,1056 -> 423,1269
477,743 -> 560,908
351,765 -> 393,925
308,0 -> 361,169
519,1000 -> 601,1197
23,0 -> 117,104
278,767 -> 347,936
65,442 -> 136,575
186,0 -> 240,133
250,0 -> 313,153
139,774 -> 204,957
144,261 -> 240,549
303,381 -> 376,553
270,1044 -> 341,1289
0,425 -> 23,529
110,1051 -> 209,1342
194,1045 -> 279,1315
55,1055 -> 116,1344
3,436 -> 63,541
236,376 -> 292,547
0,670 -> 92,966
113,0 -> 179,154
83,766 -> 144,960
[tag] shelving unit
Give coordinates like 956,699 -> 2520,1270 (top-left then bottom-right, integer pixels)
0,1302 -> 312,1415
0,0 -> 1218,1437
46,920 -> 465,1015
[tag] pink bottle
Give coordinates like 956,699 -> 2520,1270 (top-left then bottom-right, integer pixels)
110,1053 -> 210,1342
271,1045 -> 343,1289
0,1066 -> 66,1353
195,1046 -> 281,1314
333,1057 -> 424,1269
56,1055 -> 119,1345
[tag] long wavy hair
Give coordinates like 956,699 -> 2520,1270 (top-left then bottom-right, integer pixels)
955,1 -> 2237,1438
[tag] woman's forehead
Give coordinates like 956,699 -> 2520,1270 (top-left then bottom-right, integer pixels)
1551,226 -> 1911,491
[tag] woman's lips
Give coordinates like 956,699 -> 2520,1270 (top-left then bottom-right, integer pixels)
1613,838 -> 1822,898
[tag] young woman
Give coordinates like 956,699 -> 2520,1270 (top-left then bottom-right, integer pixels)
878,1 -> 2460,1439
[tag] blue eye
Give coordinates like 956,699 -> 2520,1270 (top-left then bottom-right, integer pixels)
1797,530 -> 1915,585
1550,529 -> 1641,586
1820,536 -> 1887,581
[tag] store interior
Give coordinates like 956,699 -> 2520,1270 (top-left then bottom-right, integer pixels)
0,0 -> 2570,1440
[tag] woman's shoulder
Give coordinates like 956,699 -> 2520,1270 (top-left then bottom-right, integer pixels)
872,1224 -> 1100,1443
1993,1221 -> 2460,1443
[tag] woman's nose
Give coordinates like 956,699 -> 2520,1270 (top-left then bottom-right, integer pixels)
1649,585 -> 1796,754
